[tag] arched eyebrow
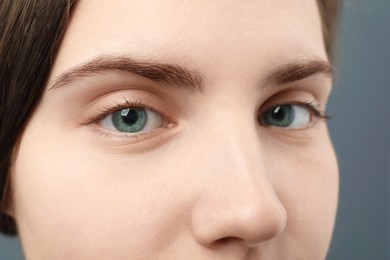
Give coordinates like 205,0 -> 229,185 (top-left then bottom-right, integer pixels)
261,58 -> 334,87
49,55 -> 204,92
49,55 -> 333,92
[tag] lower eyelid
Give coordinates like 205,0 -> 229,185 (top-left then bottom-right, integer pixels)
98,108 -> 164,133
89,122 -> 165,140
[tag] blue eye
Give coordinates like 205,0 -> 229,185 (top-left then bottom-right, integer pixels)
260,104 -> 311,128
99,107 -> 163,133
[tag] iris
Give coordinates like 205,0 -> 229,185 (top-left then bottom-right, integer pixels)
112,108 -> 148,133
261,105 -> 296,127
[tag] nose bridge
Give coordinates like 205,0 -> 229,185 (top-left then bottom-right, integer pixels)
202,101 -> 258,166
190,107 -> 287,247
201,103 -> 264,181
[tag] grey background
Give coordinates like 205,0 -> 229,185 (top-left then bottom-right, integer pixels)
326,0 -> 389,259
0,1 -> 389,259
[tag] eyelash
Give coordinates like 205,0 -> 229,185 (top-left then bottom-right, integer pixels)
85,98 -> 330,134
84,98 -> 169,127
256,100 -> 330,129
276,100 -> 330,120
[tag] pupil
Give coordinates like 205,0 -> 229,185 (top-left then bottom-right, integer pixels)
121,109 -> 139,125
272,106 -> 286,121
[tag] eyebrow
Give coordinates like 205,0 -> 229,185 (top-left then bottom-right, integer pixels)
49,55 -> 333,92
49,55 -> 204,92
261,58 -> 334,87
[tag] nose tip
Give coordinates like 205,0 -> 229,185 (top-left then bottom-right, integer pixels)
231,196 -> 287,247
189,112 -> 287,248
191,184 -> 287,248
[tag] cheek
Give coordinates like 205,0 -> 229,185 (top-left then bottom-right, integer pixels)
10,106 -> 339,258
10,124 -> 191,258
273,135 -> 339,258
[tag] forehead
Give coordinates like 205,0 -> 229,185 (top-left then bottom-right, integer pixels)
52,0 -> 326,80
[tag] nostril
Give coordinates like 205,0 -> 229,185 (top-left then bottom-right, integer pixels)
209,236 -> 247,250
215,236 -> 241,245
191,193 -> 288,248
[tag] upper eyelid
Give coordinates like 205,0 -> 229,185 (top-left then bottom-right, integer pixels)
88,101 -> 327,124
83,99 -> 168,126
85,105 -> 171,141
82,89 -> 328,136
260,101 -> 327,117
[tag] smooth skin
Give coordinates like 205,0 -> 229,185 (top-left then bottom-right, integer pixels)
7,0 -> 338,259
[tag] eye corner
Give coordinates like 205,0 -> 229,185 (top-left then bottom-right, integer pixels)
81,97 -> 179,146
258,102 -> 329,130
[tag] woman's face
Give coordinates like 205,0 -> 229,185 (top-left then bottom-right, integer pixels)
8,0 -> 338,259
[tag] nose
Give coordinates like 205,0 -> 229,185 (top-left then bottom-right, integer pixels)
190,120 -> 287,248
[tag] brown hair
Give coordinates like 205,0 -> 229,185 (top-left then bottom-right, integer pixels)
317,0 -> 342,58
0,0 -> 76,235
0,0 -> 342,236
